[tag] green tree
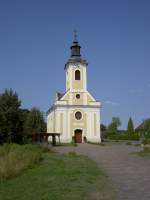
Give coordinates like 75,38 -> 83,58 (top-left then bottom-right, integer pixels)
24,107 -> 46,139
100,124 -> 106,132
100,124 -> 107,141
142,119 -> 150,138
107,117 -> 121,133
127,117 -> 134,134
0,89 -> 22,143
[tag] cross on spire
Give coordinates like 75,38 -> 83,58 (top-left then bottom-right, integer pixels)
74,30 -> 78,42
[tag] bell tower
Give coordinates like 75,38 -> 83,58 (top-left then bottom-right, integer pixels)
65,31 -> 88,92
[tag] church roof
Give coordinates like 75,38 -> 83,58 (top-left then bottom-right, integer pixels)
135,118 -> 150,131
56,92 -> 64,100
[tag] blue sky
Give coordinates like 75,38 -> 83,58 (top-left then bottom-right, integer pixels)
0,0 -> 150,129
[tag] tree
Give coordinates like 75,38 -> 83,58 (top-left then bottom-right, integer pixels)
107,117 -> 121,133
142,119 -> 150,138
0,89 -> 22,143
100,124 -> 107,141
127,117 -> 134,134
24,107 -> 46,139
112,117 -> 121,127
100,124 -> 106,132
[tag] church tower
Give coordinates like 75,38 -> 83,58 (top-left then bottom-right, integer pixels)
47,33 -> 101,143
65,34 -> 87,92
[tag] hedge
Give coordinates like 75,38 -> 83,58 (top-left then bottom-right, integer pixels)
107,133 -> 140,141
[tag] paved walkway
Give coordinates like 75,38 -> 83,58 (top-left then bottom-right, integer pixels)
54,143 -> 150,200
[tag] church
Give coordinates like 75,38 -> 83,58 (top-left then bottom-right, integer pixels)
47,34 -> 101,143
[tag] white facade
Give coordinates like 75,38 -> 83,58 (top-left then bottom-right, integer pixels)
47,38 -> 101,143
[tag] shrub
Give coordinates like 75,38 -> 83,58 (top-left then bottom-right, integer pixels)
143,147 -> 150,152
126,142 -> 132,145
143,138 -> 150,145
108,133 -> 139,141
145,132 -> 150,139
0,144 -> 42,180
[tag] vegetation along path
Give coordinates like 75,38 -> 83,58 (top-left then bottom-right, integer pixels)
54,143 -> 150,200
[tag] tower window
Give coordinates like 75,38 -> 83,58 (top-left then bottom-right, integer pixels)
75,70 -> 80,80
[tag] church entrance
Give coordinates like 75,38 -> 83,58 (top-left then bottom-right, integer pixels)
74,129 -> 82,143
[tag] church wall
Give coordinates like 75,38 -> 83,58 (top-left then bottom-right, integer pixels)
84,108 -> 101,142
60,113 -> 63,134
47,111 -> 54,133
67,107 -> 100,143
66,66 -> 73,91
70,112 -> 73,138
83,66 -> 87,91
86,112 -> 92,138
47,106 -> 101,143
55,108 -> 72,143
66,68 -> 69,90
94,113 -> 97,136
83,92 -> 88,105
69,109 -> 87,142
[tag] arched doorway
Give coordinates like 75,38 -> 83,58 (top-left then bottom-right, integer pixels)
74,129 -> 82,143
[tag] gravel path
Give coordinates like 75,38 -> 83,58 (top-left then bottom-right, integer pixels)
54,143 -> 150,200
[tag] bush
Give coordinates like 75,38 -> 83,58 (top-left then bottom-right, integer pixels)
126,142 -> 132,145
107,133 -> 139,141
143,138 -> 150,145
0,144 -> 42,180
145,132 -> 150,139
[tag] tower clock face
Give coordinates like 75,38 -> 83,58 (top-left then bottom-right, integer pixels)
74,63 -> 80,68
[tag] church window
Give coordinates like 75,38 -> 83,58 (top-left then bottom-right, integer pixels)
75,111 -> 82,120
76,94 -> 80,99
75,70 -> 80,80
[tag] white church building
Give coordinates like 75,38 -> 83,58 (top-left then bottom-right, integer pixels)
47,34 -> 101,143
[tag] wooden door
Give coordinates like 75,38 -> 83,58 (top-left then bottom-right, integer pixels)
74,129 -> 82,143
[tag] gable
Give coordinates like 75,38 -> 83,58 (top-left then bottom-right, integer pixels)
87,91 -> 97,102
60,90 -> 70,101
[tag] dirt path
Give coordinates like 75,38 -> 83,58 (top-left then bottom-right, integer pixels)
54,143 -> 150,200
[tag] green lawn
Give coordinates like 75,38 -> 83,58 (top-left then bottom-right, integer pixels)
0,149 -> 115,200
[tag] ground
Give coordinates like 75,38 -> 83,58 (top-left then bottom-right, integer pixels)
0,148 -> 115,200
54,143 -> 150,200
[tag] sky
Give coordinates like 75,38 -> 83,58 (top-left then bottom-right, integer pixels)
0,0 -> 150,129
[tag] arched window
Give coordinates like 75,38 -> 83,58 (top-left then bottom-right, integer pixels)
75,70 -> 80,80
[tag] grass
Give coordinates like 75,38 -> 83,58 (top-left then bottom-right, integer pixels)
87,141 -> 105,146
0,146 -> 115,200
136,147 -> 150,157
126,142 -> 132,145
0,144 -> 42,180
132,147 -> 150,157
143,138 -> 150,145
55,142 -> 78,147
